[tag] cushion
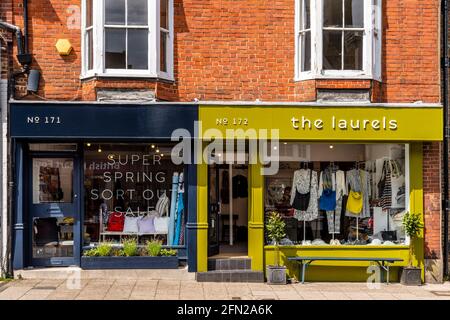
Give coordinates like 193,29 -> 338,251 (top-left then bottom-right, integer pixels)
123,216 -> 140,233
138,216 -> 156,234
155,194 -> 169,217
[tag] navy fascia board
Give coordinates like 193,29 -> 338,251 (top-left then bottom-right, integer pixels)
9,102 -> 198,139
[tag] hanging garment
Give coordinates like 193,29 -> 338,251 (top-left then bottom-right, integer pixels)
292,169 -> 312,211
174,173 -> 185,245
290,169 -> 319,222
167,173 -> 179,245
320,169 -> 346,234
326,195 -> 343,234
232,174 -> 248,198
390,160 -> 405,208
220,170 -> 230,204
345,169 -> 371,218
380,162 -> 392,211
318,167 -> 336,211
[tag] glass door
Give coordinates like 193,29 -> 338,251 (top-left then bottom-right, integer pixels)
208,164 -> 220,256
29,156 -> 80,266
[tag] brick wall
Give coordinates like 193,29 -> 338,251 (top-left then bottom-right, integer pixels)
0,0 -> 441,102
423,142 -> 442,260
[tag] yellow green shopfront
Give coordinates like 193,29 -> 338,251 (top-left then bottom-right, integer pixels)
196,103 -> 442,282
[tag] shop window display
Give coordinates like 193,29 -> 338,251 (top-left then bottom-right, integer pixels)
83,143 -> 184,248
264,143 -> 407,246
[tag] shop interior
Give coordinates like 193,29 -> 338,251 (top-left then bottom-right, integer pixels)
264,143 -> 407,246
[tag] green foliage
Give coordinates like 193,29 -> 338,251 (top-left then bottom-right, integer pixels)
160,249 -> 177,257
146,240 -> 162,257
402,212 -> 424,267
265,211 -> 286,267
121,238 -> 139,257
266,211 -> 286,245
83,242 -> 113,257
402,212 -> 423,239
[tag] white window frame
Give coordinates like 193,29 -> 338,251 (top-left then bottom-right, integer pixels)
81,0 -> 174,80
295,0 -> 382,81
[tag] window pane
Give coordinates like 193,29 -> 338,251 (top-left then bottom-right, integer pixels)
128,0 -> 148,25
86,0 -> 93,28
160,0 -> 169,29
302,0 -> 311,30
301,31 -> 311,72
345,0 -> 364,28
160,31 -> 168,72
87,29 -> 93,70
33,217 -> 74,258
105,0 -> 125,25
323,0 -> 343,28
128,29 -> 148,69
105,28 -> 126,69
32,158 -> 73,204
344,31 -> 363,70
323,30 -> 342,70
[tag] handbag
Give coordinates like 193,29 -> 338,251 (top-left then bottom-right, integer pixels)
319,172 -> 337,211
346,190 -> 363,214
346,171 -> 364,215
107,212 -> 125,232
292,169 -> 312,211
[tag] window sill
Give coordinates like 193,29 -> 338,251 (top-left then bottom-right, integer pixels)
294,72 -> 380,82
80,72 -> 175,83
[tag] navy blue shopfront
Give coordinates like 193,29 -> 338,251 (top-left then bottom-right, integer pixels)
10,102 -> 199,271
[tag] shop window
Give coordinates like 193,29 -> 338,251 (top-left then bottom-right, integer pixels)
83,143 -> 184,249
295,0 -> 382,81
82,0 -> 174,80
264,143 -> 408,246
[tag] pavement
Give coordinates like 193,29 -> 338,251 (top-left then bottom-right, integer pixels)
1,268 -> 450,300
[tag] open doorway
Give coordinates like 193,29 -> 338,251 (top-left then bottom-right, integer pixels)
208,163 -> 249,258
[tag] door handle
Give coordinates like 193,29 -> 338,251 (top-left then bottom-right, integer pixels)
73,194 -> 78,198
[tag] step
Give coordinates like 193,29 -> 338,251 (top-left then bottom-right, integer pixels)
208,258 -> 251,271
196,270 -> 264,283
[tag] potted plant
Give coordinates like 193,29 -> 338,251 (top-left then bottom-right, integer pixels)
265,211 -> 287,284
400,212 -> 424,285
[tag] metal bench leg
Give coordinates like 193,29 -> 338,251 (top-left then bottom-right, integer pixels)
301,260 -> 313,284
387,264 -> 390,285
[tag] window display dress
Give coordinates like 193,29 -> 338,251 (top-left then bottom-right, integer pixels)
319,168 -> 346,234
345,169 -> 371,218
290,168 -> 319,222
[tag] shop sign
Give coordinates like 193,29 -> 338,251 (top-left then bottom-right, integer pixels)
200,105 -> 443,141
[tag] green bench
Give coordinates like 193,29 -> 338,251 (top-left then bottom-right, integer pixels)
287,256 -> 404,284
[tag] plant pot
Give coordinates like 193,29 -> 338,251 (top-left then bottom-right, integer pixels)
400,267 -> 422,286
266,265 -> 287,285
81,256 -> 179,269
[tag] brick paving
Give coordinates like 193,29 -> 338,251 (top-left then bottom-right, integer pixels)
1,271 -> 450,300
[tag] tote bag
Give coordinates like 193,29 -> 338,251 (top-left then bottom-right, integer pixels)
346,190 -> 363,215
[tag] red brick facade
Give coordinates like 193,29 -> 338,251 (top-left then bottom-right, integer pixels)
0,0 -> 442,103
423,142 -> 442,260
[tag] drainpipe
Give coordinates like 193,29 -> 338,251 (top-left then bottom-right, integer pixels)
442,0 -> 449,279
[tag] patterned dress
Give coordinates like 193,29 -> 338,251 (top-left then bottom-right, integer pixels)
290,169 -> 319,221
